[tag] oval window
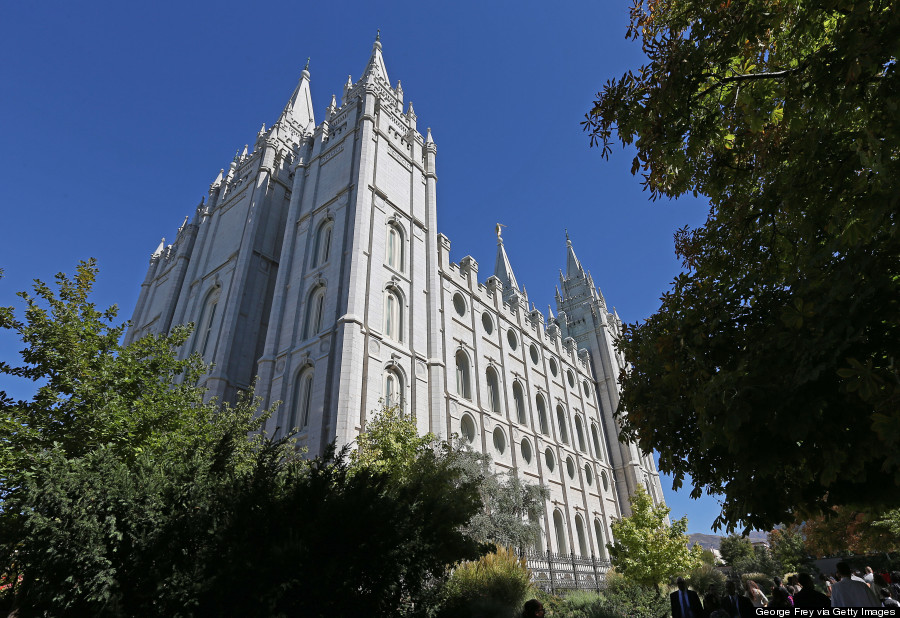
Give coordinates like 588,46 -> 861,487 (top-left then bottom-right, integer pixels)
507,329 -> 517,350
493,427 -> 506,454
601,470 -> 609,491
566,456 -> 576,480
453,293 -> 466,317
583,380 -> 591,396
521,438 -> 533,464
481,312 -> 493,334
544,448 -> 555,472
460,414 -> 476,443
584,464 -> 594,485
549,358 -> 558,377
567,370 -> 576,388
530,344 -> 539,365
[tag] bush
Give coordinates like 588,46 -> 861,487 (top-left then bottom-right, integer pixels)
741,572 -> 774,595
439,546 -> 535,618
601,571 -> 670,618
689,563 -> 726,596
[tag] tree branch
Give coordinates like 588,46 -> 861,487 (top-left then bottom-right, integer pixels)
699,67 -> 803,97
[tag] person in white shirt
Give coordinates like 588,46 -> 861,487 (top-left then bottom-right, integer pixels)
831,562 -> 881,607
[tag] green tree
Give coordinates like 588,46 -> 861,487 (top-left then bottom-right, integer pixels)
718,534 -> 754,568
733,545 -> 779,579
0,259 -> 214,499
768,524 -> 813,574
584,0 -> 900,531
607,486 -> 702,591
353,407 -> 549,551
0,264 -> 488,616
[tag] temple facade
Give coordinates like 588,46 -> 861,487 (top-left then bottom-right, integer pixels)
127,37 -> 664,557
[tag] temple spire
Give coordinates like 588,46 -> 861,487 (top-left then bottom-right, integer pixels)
565,231 -> 584,279
493,224 -> 520,294
361,31 -> 389,84
277,59 -> 315,132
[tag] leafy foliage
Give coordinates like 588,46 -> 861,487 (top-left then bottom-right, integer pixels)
600,571 -> 671,618
803,505 -> 900,557
767,524 -> 813,574
607,486 -> 702,589
688,563 -> 726,597
719,534 -> 754,567
352,407 -> 549,550
733,545 -> 779,579
438,546 -> 535,618
586,0 -> 900,530
0,263 -> 488,616
0,259 -> 213,499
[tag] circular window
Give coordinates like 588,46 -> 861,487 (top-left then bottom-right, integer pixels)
567,370 -> 576,388
453,293 -> 466,317
566,456 -> 576,480
507,329 -> 517,350
481,312 -> 493,334
493,427 -> 506,454
584,464 -> 594,485
530,344 -> 539,365
521,438 -> 533,464
583,380 -> 591,396
549,358 -> 558,377
544,448 -> 555,472
460,414 -> 476,443
601,470 -> 609,491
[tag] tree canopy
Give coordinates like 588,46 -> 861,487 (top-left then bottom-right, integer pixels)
607,486 -> 702,590
0,263 -> 488,616
585,0 -> 900,531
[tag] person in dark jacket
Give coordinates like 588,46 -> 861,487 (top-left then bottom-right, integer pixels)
793,573 -> 831,609
670,576 -> 704,618
721,580 -> 755,617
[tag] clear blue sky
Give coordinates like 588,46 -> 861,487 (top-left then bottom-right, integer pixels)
0,1 -> 725,534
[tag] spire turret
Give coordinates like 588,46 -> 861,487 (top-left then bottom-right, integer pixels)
565,231 -> 584,279
362,31 -> 390,84
493,224 -> 520,295
276,60 -> 315,132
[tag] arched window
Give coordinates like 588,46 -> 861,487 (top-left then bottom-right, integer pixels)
594,519 -> 606,558
591,423 -> 602,459
384,288 -> 403,341
386,222 -> 404,271
513,381 -> 527,425
485,366 -> 501,413
575,514 -> 588,557
304,286 -> 326,339
553,509 -> 567,554
312,221 -> 333,267
556,405 -> 569,444
194,288 -> 219,359
536,394 -> 549,435
575,415 -> 586,452
384,367 -> 403,410
455,351 -> 471,400
290,369 -> 314,430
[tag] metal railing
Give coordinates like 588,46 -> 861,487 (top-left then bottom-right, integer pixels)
520,549 -> 613,594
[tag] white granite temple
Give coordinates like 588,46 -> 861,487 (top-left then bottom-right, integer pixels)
127,37 -> 665,557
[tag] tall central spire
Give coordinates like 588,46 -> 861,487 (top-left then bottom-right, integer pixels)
565,230 -> 584,279
276,59 -> 314,132
361,31 -> 390,84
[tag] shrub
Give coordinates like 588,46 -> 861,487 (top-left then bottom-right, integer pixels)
689,563 -> 726,596
741,572 -> 774,595
439,546 -> 535,618
601,571 -> 670,618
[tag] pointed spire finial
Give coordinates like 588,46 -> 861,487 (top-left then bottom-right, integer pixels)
566,228 -> 570,243
304,57 -> 310,71
376,29 -> 381,42
426,127 -> 433,143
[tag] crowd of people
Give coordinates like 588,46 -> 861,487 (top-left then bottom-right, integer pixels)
671,562 -> 900,617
